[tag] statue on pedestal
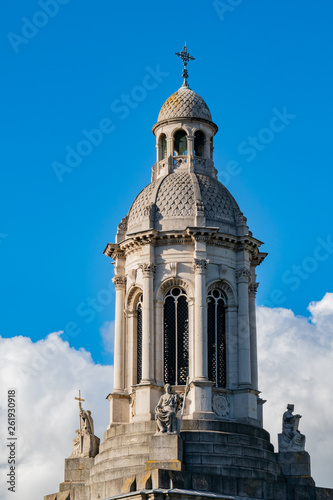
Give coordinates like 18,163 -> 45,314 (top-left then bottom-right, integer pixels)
70,391 -> 100,458
155,384 -> 181,434
278,403 -> 306,452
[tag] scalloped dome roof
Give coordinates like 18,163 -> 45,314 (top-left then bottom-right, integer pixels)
126,172 -> 246,235
157,86 -> 212,123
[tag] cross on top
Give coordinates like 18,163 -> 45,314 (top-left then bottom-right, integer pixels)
175,43 -> 195,87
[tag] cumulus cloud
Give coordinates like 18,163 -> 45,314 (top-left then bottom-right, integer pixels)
0,332 -> 113,500
257,292 -> 333,489
0,294 -> 332,499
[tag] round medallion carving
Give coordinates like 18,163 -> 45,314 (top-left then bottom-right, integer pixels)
213,393 -> 230,417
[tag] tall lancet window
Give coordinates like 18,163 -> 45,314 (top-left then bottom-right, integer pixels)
164,287 -> 188,385
136,294 -> 143,384
207,289 -> 226,387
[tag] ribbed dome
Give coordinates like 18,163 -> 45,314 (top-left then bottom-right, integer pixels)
158,86 -> 212,123
126,172 -> 246,235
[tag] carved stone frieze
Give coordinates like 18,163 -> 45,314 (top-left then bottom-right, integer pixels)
212,393 -> 230,418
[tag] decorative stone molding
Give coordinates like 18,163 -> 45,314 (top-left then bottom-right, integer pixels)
117,215 -> 128,232
249,282 -> 259,297
143,202 -> 155,218
236,267 -> 251,283
219,264 -> 228,278
127,268 -> 137,282
112,276 -> 127,289
212,393 -> 230,418
195,200 -> 205,216
168,262 -> 178,278
139,263 -> 156,277
193,259 -> 208,272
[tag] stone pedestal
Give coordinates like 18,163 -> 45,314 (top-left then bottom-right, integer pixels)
278,431 -> 306,452
188,380 -> 215,419
107,393 -> 131,426
132,384 -> 162,422
147,433 -> 183,471
277,451 -> 311,478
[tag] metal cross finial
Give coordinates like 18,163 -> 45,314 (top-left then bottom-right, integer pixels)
175,43 -> 195,87
75,390 -> 85,453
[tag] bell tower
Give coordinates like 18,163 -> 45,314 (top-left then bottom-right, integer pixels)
104,45 -> 267,428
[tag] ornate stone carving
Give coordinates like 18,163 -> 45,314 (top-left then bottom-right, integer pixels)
143,202 -> 155,218
278,404 -> 306,452
127,268 -> 137,282
236,267 -> 251,283
117,215 -> 128,232
168,262 -> 178,278
193,259 -> 208,272
195,199 -> 205,215
219,264 -> 228,277
139,263 -> 156,277
249,282 -> 259,297
112,276 -> 127,289
155,384 -> 181,434
130,393 -> 136,419
212,393 -> 230,418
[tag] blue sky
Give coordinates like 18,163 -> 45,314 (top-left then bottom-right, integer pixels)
1,0 -> 333,365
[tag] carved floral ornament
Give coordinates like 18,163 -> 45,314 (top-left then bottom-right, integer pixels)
236,267 -> 251,283
212,393 -> 230,418
249,282 -> 259,297
139,263 -> 156,277
112,276 -> 127,289
193,258 -> 208,272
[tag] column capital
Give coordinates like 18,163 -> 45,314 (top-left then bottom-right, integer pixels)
139,262 -> 156,278
193,258 -> 208,273
249,282 -> 259,297
112,276 -> 127,289
236,267 -> 251,284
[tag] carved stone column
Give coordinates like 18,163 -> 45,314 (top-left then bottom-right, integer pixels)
112,276 -> 126,393
193,259 -> 208,381
236,268 -> 252,386
140,263 -> 156,383
249,281 -> 259,391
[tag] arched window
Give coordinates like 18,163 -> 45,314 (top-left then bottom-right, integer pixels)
164,287 -> 188,385
194,130 -> 205,157
159,133 -> 167,160
173,130 -> 187,156
207,289 -> 226,387
136,294 -> 143,384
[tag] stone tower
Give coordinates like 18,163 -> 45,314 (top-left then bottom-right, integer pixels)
45,50 -> 333,500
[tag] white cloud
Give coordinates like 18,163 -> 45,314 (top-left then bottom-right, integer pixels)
100,320 -> 115,355
0,294 -> 332,499
0,332 -> 113,500
257,292 -> 333,489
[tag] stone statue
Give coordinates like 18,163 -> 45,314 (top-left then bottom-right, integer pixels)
70,391 -> 100,458
278,403 -> 306,452
155,384 -> 181,434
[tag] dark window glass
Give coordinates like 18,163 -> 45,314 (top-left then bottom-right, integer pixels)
194,130 -> 205,157
207,290 -> 226,387
174,130 -> 187,156
164,288 -> 188,385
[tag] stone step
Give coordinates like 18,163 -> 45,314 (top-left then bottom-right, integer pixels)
181,419 -> 272,442
184,441 -> 277,463
103,421 -> 155,441
89,453 -> 149,477
94,442 -> 150,464
88,463 -> 147,484
181,430 -> 275,452
187,463 -> 282,481
185,452 -> 281,473
99,430 -> 153,453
